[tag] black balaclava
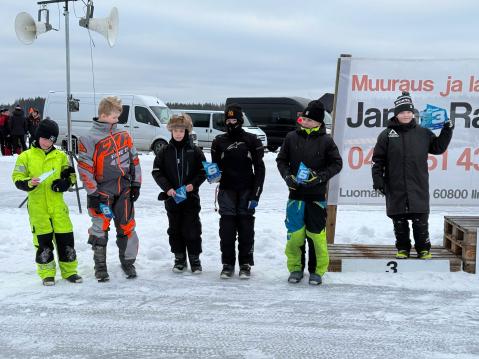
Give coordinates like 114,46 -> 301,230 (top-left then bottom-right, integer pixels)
224,104 -> 244,136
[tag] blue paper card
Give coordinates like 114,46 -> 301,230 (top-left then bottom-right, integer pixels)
202,161 -> 221,183
296,162 -> 310,184
174,185 -> 187,204
99,203 -> 114,219
420,104 -> 449,130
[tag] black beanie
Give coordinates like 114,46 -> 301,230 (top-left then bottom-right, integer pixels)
394,91 -> 414,116
224,104 -> 244,124
36,118 -> 59,143
302,100 -> 325,123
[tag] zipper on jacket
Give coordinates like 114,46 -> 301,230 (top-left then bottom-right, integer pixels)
110,128 -> 125,177
401,131 -> 409,212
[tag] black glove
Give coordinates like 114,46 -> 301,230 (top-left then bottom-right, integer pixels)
444,120 -> 454,129
284,175 -> 299,190
373,182 -> 386,196
302,170 -> 326,188
130,186 -> 140,202
60,166 -> 76,179
87,193 -> 108,213
51,178 -> 71,192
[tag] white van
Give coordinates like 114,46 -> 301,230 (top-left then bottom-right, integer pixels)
44,91 -> 194,154
171,109 -> 268,149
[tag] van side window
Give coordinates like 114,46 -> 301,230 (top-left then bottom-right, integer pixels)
135,106 -> 159,127
188,113 -> 210,128
118,105 -> 129,124
212,113 -> 226,131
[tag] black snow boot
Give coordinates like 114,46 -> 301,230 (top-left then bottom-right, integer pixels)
93,245 -> 109,282
189,254 -> 202,274
121,260 -> 137,279
239,264 -> 251,279
173,253 -> 187,273
66,274 -> 83,283
220,264 -> 234,279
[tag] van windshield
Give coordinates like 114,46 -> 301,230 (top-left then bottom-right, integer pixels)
150,106 -> 171,124
242,112 -> 253,126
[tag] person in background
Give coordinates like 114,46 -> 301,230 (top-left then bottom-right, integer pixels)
0,108 -> 12,156
276,100 -> 342,285
27,108 -> 42,148
9,105 -> 28,154
372,91 -> 453,260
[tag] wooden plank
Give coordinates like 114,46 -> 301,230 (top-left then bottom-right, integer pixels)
327,243 -> 461,272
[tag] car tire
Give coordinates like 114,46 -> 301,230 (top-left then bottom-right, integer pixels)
152,139 -> 168,155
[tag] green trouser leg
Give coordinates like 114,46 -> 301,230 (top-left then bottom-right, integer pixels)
37,260 -> 56,279
306,229 -> 329,276
285,226 -> 306,273
59,259 -> 78,279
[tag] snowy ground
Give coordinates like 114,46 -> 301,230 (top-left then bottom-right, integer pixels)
1,152 -> 478,358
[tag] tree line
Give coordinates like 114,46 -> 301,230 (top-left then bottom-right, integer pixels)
0,97 -> 224,114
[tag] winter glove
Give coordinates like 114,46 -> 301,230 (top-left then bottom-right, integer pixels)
284,174 -> 299,190
87,193 -> 108,214
302,170 -> 327,189
247,200 -> 258,210
130,186 -> 140,202
51,178 -> 71,192
60,166 -> 76,179
444,120 -> 454,129
373,185 -> 386,196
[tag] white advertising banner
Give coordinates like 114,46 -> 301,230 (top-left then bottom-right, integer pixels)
328,57 -> 479,206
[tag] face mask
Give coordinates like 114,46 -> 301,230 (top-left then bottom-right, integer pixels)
226,122 -> 241,135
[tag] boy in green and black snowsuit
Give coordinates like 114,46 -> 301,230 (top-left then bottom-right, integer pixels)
12,119 -> 82,286
276,100 -> 342,285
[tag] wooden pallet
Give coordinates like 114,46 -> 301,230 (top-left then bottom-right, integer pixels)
328,244 -> 461,272
444,216 -> 478,273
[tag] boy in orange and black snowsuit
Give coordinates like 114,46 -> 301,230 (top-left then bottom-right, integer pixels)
78,96 -> 142,282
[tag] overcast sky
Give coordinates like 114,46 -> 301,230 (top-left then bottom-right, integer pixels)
1,0 -> 478,104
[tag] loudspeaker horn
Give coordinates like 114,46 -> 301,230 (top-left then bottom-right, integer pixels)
15,12 -> 51,45
80,7 -> 119,47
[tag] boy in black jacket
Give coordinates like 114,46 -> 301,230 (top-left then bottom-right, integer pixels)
276,100 -> 342,285
211,104 -> 265,279
372,92 -> 453,259
152,114 -> 206,273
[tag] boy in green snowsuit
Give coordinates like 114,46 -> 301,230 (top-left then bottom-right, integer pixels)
12,119 -> 82,286
276,100 -> 342,285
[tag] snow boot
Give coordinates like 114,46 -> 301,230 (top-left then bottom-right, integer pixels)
93,245 -> 109,282
121,261 -> 137,279
418,250 -> 432,260
220,264 -> 234,279
66,274 -> 83,283
42,277 -> 55,286
288,271 -> 304,284
189,254 -> 202,274
395,250 -> 410,259
239,264 -> 251,279
309,273 -> 322,286
172,253 -> 187,273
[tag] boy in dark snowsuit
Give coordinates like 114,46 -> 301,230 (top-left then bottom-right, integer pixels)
372,91 -> 453,259
78,96 -> 142,282
12,119 -> 82,286
152,114 -> 206,273
211,104 -> 265,279
277,100 -> 342,285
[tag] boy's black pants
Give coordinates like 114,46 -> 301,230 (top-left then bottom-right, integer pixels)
390,213 -> 431,253
165,194 -> 202,255
218,189 -> 255,267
